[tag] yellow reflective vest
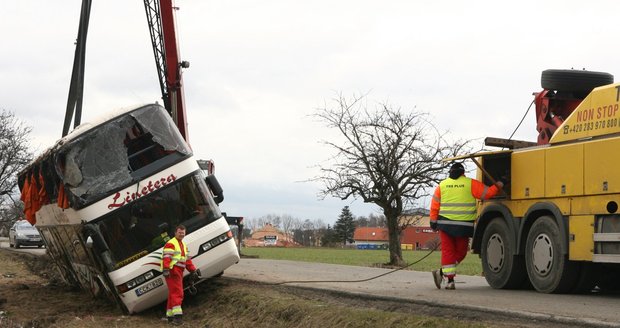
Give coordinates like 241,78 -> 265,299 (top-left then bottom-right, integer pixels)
161,237 -> 189,270
438,176 -> 476,222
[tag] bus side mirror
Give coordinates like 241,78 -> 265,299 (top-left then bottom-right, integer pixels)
205,175 -> 224,204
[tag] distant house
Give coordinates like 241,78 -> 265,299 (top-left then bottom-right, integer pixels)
353,227 -> 389,249
400,222 -> 439,250
352,209 -> 439,250
243,223 -> 298,247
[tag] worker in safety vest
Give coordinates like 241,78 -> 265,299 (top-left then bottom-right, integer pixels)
161,224 -> 198,325
429,162 -> 504,290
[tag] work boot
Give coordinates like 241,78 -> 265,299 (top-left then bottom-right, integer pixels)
446,281 -> 455,290
172,315 -> 183,326
432,269 -> 443,289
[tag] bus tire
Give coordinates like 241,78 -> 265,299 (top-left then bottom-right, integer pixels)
481,218 -> 528,289
525,216 -> 579,293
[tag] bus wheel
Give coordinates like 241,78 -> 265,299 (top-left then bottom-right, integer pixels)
525,216 -> 578,293
481,218 -> 528,289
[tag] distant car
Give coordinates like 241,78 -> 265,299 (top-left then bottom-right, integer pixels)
9,220 -> 44,248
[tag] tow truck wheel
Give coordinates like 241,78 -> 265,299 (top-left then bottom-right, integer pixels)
541,69 -> 613,93
525,216 -> 579,293
481,218 -> 528,289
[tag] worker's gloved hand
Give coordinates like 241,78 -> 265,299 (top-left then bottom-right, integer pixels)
430,221 -> 438,231
496,175 -> 509,188
190,270 -> 199,281
162,269 -> 170,278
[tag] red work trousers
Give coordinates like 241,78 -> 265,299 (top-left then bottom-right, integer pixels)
165,266 -> 185,317
439,230 -> 470,279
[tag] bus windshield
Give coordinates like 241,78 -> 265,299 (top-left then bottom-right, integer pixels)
57,105 -> 191,208
94,173 -> 221,269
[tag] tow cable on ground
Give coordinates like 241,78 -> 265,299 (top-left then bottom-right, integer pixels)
269,242 -> 440,286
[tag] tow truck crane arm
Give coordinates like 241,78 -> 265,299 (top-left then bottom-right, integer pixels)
143,0 -> 190,142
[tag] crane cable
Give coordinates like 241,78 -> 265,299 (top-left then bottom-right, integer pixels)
267,242 -> 441,286
508,99 -> 535,141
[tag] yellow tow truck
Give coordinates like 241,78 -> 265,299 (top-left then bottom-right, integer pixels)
460,69 -> 620,293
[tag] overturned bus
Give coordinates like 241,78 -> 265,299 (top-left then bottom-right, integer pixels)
19,103 -> 239,313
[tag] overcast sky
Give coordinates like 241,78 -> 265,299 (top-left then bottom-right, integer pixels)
3,1 -> 620,225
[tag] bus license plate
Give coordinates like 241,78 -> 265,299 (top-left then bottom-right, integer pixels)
135,278 -> 164,297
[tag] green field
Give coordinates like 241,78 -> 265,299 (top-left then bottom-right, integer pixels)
241,247 -> 483,276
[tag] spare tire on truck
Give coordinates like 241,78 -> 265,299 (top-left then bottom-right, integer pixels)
541,69 -> 613,93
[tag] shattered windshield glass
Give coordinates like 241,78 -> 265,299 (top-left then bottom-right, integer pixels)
132,107 -> 187,153
57,105 -> 191,207
62,118 -> 133,197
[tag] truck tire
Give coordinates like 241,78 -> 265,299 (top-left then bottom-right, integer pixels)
525,216 -> 579,293
541,69 -> 613,92
481,218 -> 528,289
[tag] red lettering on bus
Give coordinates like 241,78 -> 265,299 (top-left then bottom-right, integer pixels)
107,174 -> 177,210
108,192 -> 125,209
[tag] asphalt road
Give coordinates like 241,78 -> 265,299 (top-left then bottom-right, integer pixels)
225,258 -> 620,327
0,237 -> 46,256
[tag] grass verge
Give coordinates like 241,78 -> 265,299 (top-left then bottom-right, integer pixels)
241,247 -> 483,276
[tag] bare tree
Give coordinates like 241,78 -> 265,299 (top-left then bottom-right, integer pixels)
258,214 -> 282,229
243,217 -> 258,233
0,109 -> 33,206
280,214 -> 296,242
314,94 -> 469,266
367,213 -> 386,227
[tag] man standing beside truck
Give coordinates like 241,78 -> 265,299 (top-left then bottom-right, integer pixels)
429,162 -> 504,290
161,225 -> 199,325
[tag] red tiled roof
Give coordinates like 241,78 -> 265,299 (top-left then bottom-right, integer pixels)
353,227 -> 388,241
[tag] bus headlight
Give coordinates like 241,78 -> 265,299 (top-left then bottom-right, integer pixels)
116,269 -> 159,294
198,231 -> 233,254
201,242 -> 213,252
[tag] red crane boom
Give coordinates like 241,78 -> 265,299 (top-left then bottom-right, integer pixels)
143,0 -> 190,141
